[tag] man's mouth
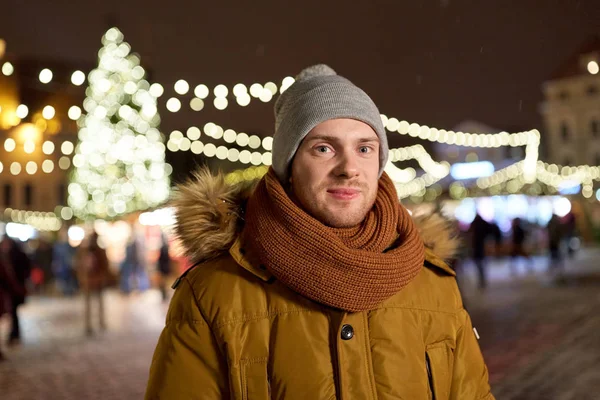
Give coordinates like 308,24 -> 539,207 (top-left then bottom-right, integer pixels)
326,188 -> 360,200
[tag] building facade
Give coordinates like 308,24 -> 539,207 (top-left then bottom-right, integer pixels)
540,37 -> 600,167
0,57 -> 85,215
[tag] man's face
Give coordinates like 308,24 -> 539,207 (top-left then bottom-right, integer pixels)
290,118 -> 381,228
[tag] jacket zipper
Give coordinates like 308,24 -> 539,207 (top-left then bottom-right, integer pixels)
425,353 -> 436,400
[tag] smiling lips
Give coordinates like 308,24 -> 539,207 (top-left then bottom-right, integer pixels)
327,188 -> 360,200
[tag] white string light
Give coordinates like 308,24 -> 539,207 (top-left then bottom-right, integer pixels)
71,70 -> 86,86
39,68 -> 53,84
2,61 -> 14,76
4,63 -> 600,198
167,123 -> 273,152
2,208 -> 62,231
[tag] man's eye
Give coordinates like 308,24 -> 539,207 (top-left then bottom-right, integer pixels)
359,146 -> 371,153
316,146 -> 330,153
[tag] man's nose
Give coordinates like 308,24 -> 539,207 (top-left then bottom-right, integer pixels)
333,151 -> 360,178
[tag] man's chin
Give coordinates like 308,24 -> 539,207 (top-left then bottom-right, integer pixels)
318,210 -> 366,228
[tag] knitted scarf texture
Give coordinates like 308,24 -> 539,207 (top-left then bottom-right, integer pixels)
242,168 -> 425,312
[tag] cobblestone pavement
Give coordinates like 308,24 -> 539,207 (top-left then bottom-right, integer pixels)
460,249 -> 600,400
0,291 -> 168,400
1,250 -> 600,399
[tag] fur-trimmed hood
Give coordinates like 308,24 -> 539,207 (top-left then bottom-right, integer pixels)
171,168 -> 460,265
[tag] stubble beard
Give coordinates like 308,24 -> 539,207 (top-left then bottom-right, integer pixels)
293,180 -> 377,228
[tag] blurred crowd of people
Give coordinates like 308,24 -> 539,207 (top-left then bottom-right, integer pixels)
460,211 -> 579,289
0,209 -> 584,360
0,226 -> 173,360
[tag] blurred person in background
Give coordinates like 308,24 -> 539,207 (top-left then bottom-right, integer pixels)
547,214 -> 565,278
33,237 -> 54,294
490,221 -> 503,258
0,237 -> 31,346
510,218 -> 533,273
469,213 -> 491,289
52,227 -> 77,296
75,231 -> 109,336
0,252 -> 24,360
120,230 -> 150,294
0,259 -> 9,361
146,65 -> 493,399
157,233 -> 172,302
0,257 -> 12,361
563,211 -> 579,259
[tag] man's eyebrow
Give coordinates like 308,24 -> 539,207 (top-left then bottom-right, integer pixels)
357,137 -> 380,143
304,135 -> 380,143
304,135 -> 339,143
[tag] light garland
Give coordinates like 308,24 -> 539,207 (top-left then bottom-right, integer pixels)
170,137 -> 273,166
395,172 -> 448,199
476,161 -> 525,189
0,138 -> 75,176
4,57 -> 600,199
225,165 -> 270,184
1,208 -> 62,231
166,123 -> 272,152
0,158 -> 71,177
159,77 -> 296,113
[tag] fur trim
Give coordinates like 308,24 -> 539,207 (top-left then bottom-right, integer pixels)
171,167 -> 256,264
412,213 -> 461,262
173,168 -> 459,264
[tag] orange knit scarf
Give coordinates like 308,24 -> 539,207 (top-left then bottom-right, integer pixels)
242,168 -> 424,312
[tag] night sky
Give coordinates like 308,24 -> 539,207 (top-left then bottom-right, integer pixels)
2,1 -> 598,163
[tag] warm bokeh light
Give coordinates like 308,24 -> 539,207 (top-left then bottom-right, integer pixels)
42,105 -> 56,119
61,141 -> 74,155
166,97 -> 181,112
71,70 -> 86,86
4,138 -> 16,152
68,106 -> 82,120
186,127 -> 201,140
214,97 -> 228,110
39,68 -> 53,84
149,83 -> 164,97
194,84 -> 209,99
214,84 -> 228,98
588,60 -> 599,75
190,98 -> 204,111
280,76 -> 295,93
10,162 -> 21,175
24,140 -> 35,154
16,104 -> 29,119
1,61 -> 14,76
174,79 -> 190,95
42,159 -> 54,173
58,156 -> 71,170
25,161 -> 38,174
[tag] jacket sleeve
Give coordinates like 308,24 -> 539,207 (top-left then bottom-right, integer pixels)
145,277 -> 229,399
450,308 -> 495,400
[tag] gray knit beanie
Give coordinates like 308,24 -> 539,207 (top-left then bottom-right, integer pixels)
272,64 -> 388,183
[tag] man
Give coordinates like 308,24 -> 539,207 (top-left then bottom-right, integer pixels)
75,231 -> 109,336
52,227 -> 77,296
469,213 -> 491,289
146,65 -> 494,399
0,237 -> 30,346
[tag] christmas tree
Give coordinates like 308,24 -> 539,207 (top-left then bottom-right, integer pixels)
69,27 -> 171,220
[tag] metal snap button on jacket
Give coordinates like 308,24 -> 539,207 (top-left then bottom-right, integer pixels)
341,324 -> 354,340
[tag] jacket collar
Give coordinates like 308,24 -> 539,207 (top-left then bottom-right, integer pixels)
229,236 -> 273,282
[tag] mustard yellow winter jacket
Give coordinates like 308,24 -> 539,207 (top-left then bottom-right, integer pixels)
146,170 -> 494,400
